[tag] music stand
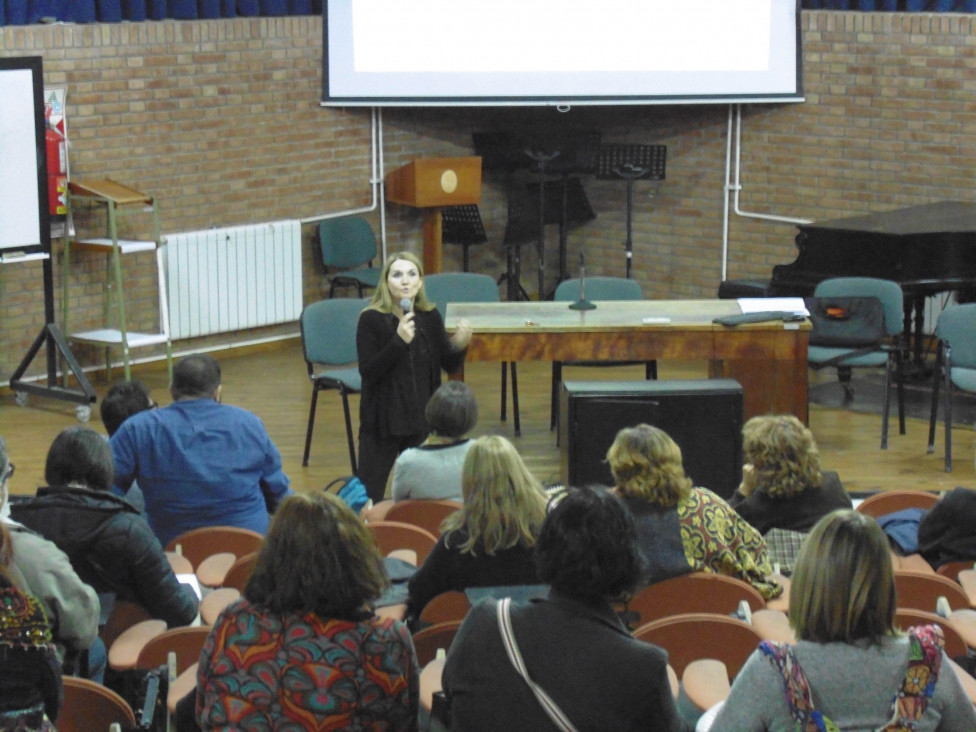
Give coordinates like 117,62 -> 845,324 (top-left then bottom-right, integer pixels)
441,204 -> 487,272
597,144 -> 667,278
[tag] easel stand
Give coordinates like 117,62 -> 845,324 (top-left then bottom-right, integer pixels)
596,144 -> 667,278
9,255 -> 96,420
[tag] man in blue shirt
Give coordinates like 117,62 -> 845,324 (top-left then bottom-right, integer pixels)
110,354 -> 292,546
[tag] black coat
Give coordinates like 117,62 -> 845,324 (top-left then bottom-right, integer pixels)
357,306 -> 466,438
11,485 -> 198,627
728,471 -> 852,534
918,486 -> 976,569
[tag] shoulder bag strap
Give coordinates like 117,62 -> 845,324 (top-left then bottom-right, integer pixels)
496,597 -> 580,732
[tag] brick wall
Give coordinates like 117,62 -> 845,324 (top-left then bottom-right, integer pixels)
2,10 -> 975,382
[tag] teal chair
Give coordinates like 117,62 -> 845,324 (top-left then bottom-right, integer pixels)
299,297 -> 367,470
423,272 -> 521,435
927,303 -> 976,471
808,277 -> 906,449
318,217 -> 382,297
550,277 -> 656,430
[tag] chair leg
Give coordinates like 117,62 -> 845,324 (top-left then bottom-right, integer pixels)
500,363 -> 508,421
927,347 -> 942,454
896,348 -> 906,436
303,386 -> 320,467
881,357 -> 892,450
340,390 -> 357,475
550,362 -> 563,431
646,361 -> 658,380
945,347 -> 954,473
511,363 -> 520,437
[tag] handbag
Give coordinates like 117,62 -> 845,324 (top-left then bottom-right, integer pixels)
325,475 -> 371,515
496,597 -> 580,732
804,296 -> 886,349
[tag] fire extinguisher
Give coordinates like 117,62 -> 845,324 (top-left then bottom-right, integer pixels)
45,124 -> 67,216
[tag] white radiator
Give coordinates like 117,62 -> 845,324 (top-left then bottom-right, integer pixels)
164,220 -> 303,340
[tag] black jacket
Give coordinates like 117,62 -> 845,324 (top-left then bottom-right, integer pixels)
918,486 -> 976,569
10,485 -> 198,627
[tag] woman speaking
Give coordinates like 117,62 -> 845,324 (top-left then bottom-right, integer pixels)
356,251 -> 472,503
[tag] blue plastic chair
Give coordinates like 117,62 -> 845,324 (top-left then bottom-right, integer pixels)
299,297 -> 367,471
808,277 -> 906,449
422,272 -> 521,435
927,303 -> 976,471
318,216 -> 383,298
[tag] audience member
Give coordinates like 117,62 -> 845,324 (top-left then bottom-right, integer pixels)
708,509 -> 976,731
607,424 -> 782,600
729,415 -> 852,572
11,427 -> 198,629
443,485 -> 692,731
110,354 -> 292,546
391,381 -> 477,502
917,486 -> 976,569
405,435 -> 547,623
0,540 -> 63,732
194,492 -> 418,730
356,251 -> 472,503
100,379 -> 155,512
0,436 -> 100,680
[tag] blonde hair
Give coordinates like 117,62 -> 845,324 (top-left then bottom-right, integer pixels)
742,415 -> 822,499
367,251 -> 434,314
441,435 -> 547,555
606,424 -> 692,507
789,509 -> 897,645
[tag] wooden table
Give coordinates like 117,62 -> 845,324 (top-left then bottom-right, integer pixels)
445,300 -> 809,421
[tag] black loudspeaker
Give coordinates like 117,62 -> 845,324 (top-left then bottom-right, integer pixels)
559,379 -> 744,498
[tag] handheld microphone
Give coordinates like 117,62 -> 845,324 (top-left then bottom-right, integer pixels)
400,298 -> 412,314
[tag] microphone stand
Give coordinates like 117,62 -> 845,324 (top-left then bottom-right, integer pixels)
568,253 -> 596,311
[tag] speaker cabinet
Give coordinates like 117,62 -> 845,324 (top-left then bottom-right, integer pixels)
559,379 -> 744,498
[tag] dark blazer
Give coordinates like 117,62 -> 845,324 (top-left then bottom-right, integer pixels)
357,307 -> 466,438
442,591 -> 691,732
11,485 -> 198,627
918,486 -> 976,569
728,470 -> 852,534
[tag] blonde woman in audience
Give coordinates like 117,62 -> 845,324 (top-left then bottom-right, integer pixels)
729,415 -> 851,573
405,435 -> 547,623
607,423 -> 782,600
708,509 -> 976,731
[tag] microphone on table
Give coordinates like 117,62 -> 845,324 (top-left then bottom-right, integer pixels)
400,298 -> 412,314
569,252 -> 596,311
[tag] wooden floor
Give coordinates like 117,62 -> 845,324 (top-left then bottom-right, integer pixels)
1,338 -> 973,500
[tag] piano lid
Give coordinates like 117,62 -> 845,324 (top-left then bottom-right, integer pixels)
798,201 -> 976,236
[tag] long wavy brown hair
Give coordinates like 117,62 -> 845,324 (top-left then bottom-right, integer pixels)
742,415 -> 822,500
607,424 -> 692,508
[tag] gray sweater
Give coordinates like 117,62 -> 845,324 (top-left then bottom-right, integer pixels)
390,439 -> 471,502
709,635 -> 976,731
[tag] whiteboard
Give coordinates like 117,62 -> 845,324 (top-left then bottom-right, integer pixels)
0,57 -> 48,256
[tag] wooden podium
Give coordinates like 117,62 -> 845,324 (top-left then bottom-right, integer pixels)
385,156 -> 482,273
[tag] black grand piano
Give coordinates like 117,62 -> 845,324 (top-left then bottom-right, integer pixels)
770,200 -> 976,366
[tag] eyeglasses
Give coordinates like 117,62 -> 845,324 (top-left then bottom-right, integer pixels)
2,462 -> 14,481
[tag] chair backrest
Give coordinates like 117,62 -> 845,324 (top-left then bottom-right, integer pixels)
936,303 -> 976,369
423,272 -> 501,320
222,551 -> 260,593
164,525 -> 265,568
936,560 -> 975,581
894,569 -> 971,613
384,499 -> 462,536
61,676 -> 137,732
812,277 -> 905,337
100,599 -> 154,650
552,276 -> 643,302
135,625 -> 212,674
627,572 -> 767,627
367,520 -> 438,565
633,612 -> 764,677
419,590 -> 471,626
411,619 -> 463,667
318,216 -> 378,269
854,490 -> 940,518
300,297 -> 368,367
895,607 -> 969,659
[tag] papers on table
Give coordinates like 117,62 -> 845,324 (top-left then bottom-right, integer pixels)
738,297 -> 809,316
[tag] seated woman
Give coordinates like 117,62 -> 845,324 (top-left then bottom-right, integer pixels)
405,435 -> 547,623
729,415 -> 852,573
10,427 -> 198,628
607,424 -> 782,600
918,486 -> 976,569
443,485 -> 692,732
391,381 -> 477,502
196,492 -> 418,729
709,509 -> 976,731
0,523 -> 63,732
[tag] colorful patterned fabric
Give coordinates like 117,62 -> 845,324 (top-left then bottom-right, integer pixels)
0,702 -> 55,732
676,487 -> 782,599
760,625 -> 944,732
197,598 -> 419,731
